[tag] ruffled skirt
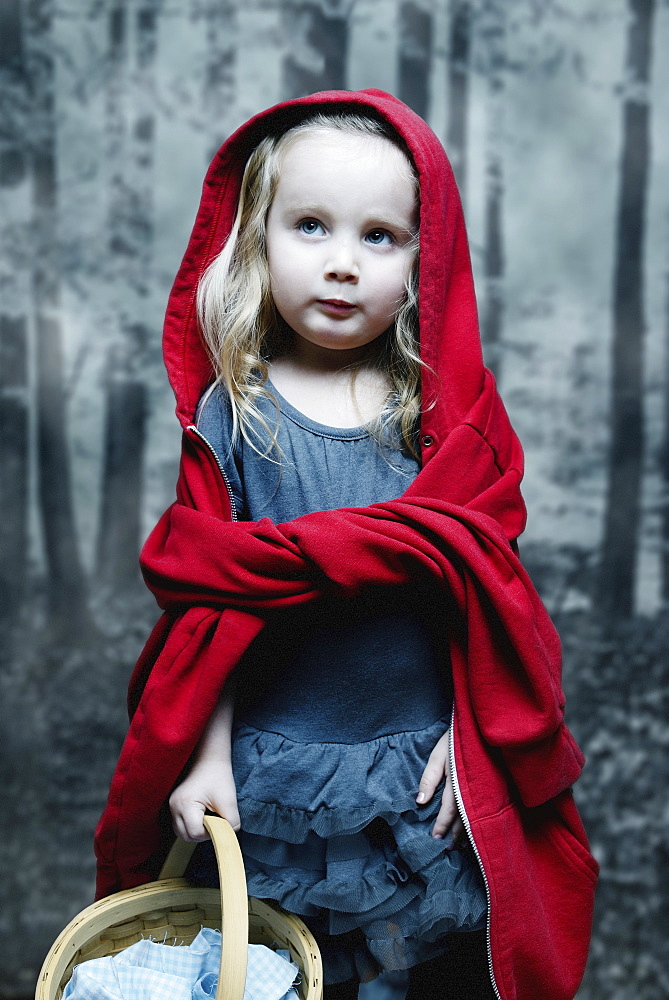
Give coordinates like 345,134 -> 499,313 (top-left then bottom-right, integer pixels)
188,716 -> 487,985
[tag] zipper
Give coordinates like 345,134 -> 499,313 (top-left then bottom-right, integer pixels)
188,424 -> 238,522
449,708 -> 502,1000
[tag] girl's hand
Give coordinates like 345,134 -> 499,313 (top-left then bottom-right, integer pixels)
169,758 -> 241,842
416,729 -> 465,843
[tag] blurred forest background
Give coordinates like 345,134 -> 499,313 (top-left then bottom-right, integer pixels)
1,0 -> 668,997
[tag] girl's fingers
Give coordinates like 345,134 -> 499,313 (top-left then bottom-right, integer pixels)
169,785 -> 208,842
212,796 -> 241,832
168,791 -> 186,840
416,731 -> 450,805
431,781 -> 459,839
452,816 -> 465,843
416,764 -> 442,804
210,772 -> 241,831
169,783 -> 241,841
178,801 -> 209,842
168,760 -> 241,840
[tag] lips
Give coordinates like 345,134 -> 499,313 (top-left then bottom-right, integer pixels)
318,298 -> 357,315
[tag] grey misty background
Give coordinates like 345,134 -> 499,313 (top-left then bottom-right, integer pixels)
1,0 -> 668,997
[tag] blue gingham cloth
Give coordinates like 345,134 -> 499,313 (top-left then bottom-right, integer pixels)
62,927 -> 300,1000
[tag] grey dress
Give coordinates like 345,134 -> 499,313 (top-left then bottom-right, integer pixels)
188,381 -> 487,985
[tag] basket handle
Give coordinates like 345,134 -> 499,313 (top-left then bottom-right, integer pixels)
159,815 -> 249,1000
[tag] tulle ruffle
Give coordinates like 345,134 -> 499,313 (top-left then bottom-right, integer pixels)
237,809 -> 487,929
188,716 -> 487,984
231,716 -> 456,842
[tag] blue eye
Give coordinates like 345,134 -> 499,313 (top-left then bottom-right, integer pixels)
298,219 -> 323,235
366,229 -> 392,246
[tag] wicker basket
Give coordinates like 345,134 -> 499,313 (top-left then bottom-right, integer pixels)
36,816 -> 323,1000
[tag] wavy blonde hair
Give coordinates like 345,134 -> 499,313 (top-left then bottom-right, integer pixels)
197,111 -> 422,459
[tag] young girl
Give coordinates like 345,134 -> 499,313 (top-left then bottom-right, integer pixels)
95,90 -> 598,1000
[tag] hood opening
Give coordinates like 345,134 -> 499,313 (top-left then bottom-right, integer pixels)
162,89 -> 484,449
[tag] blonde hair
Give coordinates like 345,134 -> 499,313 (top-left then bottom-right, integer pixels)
197,111 -> 422,459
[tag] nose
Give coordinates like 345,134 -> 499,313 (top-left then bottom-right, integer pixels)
324,241 -> 359,283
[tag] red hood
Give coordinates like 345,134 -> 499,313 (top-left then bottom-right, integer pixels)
164,88 -> 484,449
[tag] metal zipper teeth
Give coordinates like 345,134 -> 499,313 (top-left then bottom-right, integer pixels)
188,425 -> 238,522
449,710 -> 502,1000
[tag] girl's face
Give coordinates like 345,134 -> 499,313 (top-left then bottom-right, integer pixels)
265,129 -> 418,361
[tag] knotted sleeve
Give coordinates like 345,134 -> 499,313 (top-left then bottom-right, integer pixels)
140,490 -> 583,807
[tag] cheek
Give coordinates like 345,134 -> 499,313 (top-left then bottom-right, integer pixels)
373,264 -> 411,316
267,244 -> 293,296
268,257 -> 312,319
269,269 -> 292,313
271,259 -> 304,305
268,238 -> 312,286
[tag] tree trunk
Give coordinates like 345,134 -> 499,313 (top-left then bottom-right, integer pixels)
97,373 -> 147,586
0,318 -> 29,624
661,271 -> 669,603
446,0 -> 471,199
398,1 -> 432,120
25,0 -> 91,635
481,153 -> 504,379
597,0 -> 656,619
0,0 -> 27,185
196,0 -> 237,158
96,1 -> 155,595
0,0 -> 29,626
282,0 -> 349,99
480,1 -> 506,381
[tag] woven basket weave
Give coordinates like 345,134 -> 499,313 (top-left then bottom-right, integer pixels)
35,816 -> 323,1000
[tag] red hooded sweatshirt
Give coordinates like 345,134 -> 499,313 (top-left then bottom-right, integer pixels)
94,90 -> 598,1000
